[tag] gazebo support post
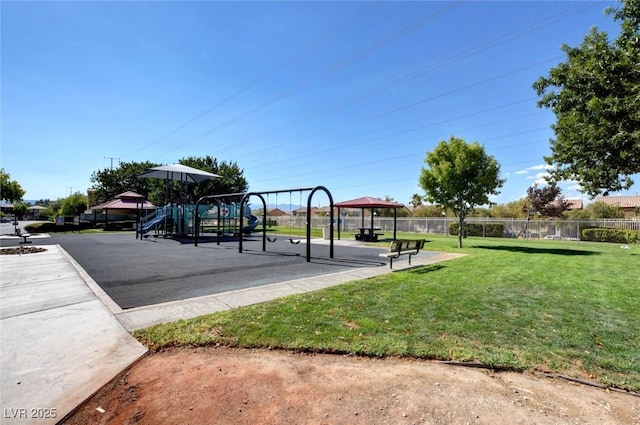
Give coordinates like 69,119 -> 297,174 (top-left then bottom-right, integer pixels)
393,208 -> 397,240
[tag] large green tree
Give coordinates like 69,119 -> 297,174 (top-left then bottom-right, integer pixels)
90,161 -> 162,205
178,156 -> 249,203
90,157 -> 249,207
419,136 -> 504,248
488,200 -> 528,219
59,192 -> 88,217
533,0 -> 640,196
1,169 -> 26,202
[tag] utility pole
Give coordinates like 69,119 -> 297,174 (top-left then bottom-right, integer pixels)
104,156 -> 120,170
67,186 -> 74,195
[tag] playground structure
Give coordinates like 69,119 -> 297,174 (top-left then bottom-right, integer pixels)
194,186 -> 334,263
136,201 -> 259,239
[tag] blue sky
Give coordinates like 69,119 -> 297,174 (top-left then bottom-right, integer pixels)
2,1 -> 637,206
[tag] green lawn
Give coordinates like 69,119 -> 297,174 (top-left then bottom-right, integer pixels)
134,236 -> 640,391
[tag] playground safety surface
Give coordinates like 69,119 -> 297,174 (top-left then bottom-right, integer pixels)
13,233 -> 400,309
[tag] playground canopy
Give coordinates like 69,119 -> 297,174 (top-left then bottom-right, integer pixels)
335,196 -> 404,240
138,163 -> 222,183
138,163 -> 222,236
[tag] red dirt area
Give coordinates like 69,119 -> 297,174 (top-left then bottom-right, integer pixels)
63,347 -> 639,425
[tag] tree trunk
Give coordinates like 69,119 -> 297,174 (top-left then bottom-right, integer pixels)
456,201 -> 466,248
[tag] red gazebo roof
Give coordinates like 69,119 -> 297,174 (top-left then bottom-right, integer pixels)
91,192 -> 156,211
335,196 -> 404,209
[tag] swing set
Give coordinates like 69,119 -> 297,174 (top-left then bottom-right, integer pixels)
264,191 -> 304,244
194,186 -> 334,262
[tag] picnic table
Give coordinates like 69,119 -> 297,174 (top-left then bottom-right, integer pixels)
354,227 -> 384,242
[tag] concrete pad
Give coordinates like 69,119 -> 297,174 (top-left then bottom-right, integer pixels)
213,281 -> 307,308
0,245 -> 147,425
116,296 -> 231,331
0,276 -> 94,318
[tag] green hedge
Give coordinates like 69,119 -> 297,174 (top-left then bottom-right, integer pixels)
24,220 -> 137,233
24,221 -> 93,233
448,222 -> 504,237
581,227 -> 640,244
96,220 -> 137,231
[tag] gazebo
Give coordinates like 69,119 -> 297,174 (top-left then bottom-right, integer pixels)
334,196 -> 404,241
90,191 -> 156,226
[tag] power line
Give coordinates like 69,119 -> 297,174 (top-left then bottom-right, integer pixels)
144,2 -> 463,160
142,1 -> 597,163
158,1 -> 594,161
104,156 -> 120,170
122,1 -> 389,160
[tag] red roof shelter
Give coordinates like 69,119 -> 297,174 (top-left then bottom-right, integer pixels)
91,191 -> 156,226
334,196 -> 404,241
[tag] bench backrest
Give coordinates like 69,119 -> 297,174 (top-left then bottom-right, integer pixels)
389,240 -> 403,252
404,239 -> 422,250
389,239 -> 425,252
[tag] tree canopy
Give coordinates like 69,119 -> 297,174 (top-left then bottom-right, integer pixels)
526,183 -> 568,218
564,201 -> 626,219
90,161 -> 162,205
178,156 -> 248,202
533,0 -> 640,196
419,136 -> 504,248
59,192 -> 88,217
1,169 -> 26,203
90,156 -> 248,206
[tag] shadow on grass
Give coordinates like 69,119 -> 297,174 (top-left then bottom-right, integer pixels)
406,264 -> 446,275
478,245 -> 599,256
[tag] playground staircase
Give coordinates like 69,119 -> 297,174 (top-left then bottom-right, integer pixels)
139,207 -> 169,234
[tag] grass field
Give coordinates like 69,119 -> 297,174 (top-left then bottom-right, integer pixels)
134,235 -> 640,391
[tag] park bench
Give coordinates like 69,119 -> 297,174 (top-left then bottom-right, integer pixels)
379,239 -> 426,269
19,233 -> 32,245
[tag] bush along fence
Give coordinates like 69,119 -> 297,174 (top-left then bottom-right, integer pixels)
312,217 -> 640,242
448,222 -> 504,238
581,227 -> 640,244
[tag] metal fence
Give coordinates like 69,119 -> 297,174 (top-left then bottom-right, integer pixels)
294,216 -> 640,240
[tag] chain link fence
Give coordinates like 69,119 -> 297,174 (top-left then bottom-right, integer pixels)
300,216 -> 640,241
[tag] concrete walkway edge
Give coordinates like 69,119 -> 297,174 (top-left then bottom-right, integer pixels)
115,251 -> 465,331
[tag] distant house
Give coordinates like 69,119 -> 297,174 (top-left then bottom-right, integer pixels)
268,208 -> 289,217
315,205 -> 333,216
565,199 -> 584,211
594,195 -> 640,218
0,203 -> 14,215
293,206 -> 319,217
27,205 -> 48,220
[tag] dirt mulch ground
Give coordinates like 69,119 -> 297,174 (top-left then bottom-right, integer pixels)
0,246 -> 47,255
62,347 -> 639,425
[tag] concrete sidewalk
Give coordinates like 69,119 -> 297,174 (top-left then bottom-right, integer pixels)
0,245 -> 147,425
0,242 -> 463,424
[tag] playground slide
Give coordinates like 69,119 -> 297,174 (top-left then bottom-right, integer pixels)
243,215 -> 260,234
139,213 -> 165,234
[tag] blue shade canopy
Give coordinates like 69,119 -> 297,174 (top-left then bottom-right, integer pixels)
138,164 -> 221,184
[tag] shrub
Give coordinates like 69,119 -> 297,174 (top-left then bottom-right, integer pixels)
24,221 -> 93,233
448,222 -> 504,237
95,220 -> 137,231
581,227 -> 640,244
